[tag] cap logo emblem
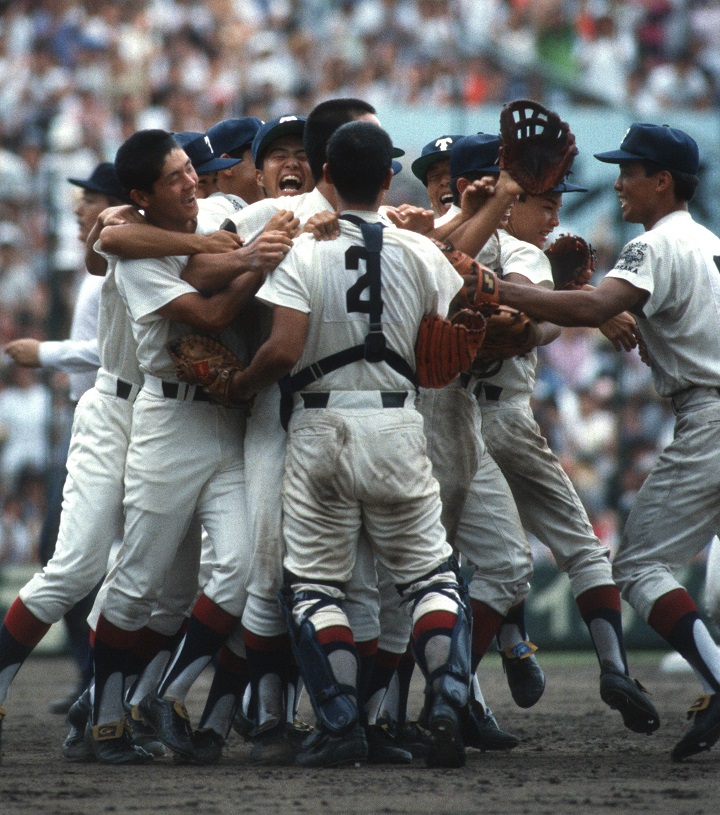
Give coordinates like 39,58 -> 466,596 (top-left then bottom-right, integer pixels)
435,137 -> 453,151
279,116 -> 298,123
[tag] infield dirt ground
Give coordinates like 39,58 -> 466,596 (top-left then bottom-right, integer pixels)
0,651 -> 717,815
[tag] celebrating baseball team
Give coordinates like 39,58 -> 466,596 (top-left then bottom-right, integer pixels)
1,92 -> 720,772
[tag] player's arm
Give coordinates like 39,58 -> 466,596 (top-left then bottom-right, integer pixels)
445,172 -> 524,257
498,276 -> 646,327
97,222 -> 244,262
502,271 -> 561,346
224,305 -> 308,403
182,230 -> 294,293
155,272 -> 264,334
4,337 -> 99,372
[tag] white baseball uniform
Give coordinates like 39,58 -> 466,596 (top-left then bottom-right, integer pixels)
256,212 -> 460,586
469,229 -> 616,600
607,211 -> 720,620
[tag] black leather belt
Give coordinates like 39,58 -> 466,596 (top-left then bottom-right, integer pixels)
300,391 -> 408,409
161,381 -> 211,402
459,374 -> 503,401
115,379 -> 134,400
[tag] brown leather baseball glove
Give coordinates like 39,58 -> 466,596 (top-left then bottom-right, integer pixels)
166,334 -> 244,407
416,310 -> 487,389
473,305 -> 537,363
499,99 -> 578,195
545,233 -> 595,290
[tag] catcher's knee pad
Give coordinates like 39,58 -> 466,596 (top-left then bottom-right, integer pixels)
278,580 -> 358,735
401,559 -> 472,710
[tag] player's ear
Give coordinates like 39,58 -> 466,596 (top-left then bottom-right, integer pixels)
322,162 -> 333,186
381,167 -> 393,191
255,168 -> 265,193
129,189 -> 149,209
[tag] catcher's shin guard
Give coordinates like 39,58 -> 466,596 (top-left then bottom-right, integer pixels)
279,583 -> 359,735
406,560 -> 473,710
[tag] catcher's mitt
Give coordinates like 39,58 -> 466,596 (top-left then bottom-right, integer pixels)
471,305 -> 537,363
415,310 -> 486,389
166,333 -> 244,407
499,99 -> 578,195
545,233 -> 595,290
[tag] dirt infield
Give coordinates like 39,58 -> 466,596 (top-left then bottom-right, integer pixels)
0,652 -> 717,815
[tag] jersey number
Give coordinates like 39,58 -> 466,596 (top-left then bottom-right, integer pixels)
345,246 -> 383,316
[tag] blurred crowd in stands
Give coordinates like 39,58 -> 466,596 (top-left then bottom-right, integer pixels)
0,0 -> 709,566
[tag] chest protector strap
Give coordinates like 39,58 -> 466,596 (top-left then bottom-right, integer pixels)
279,214 -> 416,429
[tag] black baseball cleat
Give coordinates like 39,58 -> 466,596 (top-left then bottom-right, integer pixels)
671,693 -> 720,762
394,720 -> 434,760
426,697 -> 465,769
366,723 -> 413,764
295,725 -> 368,768
138,692 -> 194,757
599,662 -> 660,734
128,704 -> 166,758
92,720 -> 154,764
63,690 -> 95,763
462,700 -> 519,751
500,642 -> 546,708
188,728 -> 225,764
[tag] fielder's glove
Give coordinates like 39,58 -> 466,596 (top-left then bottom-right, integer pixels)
415,310 -> 487,389
499,99 -> 578,195
544,233 -> 595,290
471,305 -> 538,363
166,333 -> 245,407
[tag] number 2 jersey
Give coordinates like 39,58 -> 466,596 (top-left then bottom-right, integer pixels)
256,210 -> 463,392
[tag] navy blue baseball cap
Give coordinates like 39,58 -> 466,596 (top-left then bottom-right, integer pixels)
594,123 -> 699,175
68,162 -> 128,201
550,180 -> 587,193
251,115 -> 307,167
206,117 -> 263,158
450,134 -> 501,179
173,131 -> 240,174
412,135 -> 463,185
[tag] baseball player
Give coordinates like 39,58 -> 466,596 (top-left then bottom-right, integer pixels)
462,172 -> 659,733
480,123 -> 720,761
87,129 -> 287,764
218,120 -> 473,768
410,134 -> 463,216
204,116 -> 265,210
0,163 -> 133,750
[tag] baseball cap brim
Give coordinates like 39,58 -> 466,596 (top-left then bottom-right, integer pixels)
593,149 -> 643,164
252,119 -> 306,165
551,180 -> 588,193
411,153 -> 450,184
195,157 -> 241,174
68,177 -> 115,194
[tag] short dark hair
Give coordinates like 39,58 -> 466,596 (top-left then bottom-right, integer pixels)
326,121 -> 392,205
639,159 -> 699,203
114,129 -> 180,197
304,98 -> 377,181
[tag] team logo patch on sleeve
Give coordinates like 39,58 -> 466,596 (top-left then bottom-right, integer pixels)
616,242 -> 648,274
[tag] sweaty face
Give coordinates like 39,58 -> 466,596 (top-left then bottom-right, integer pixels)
426,159 -> 452,216
74,190 -> 113,243
257,135 -> 312,198
505,193 -> 562,249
